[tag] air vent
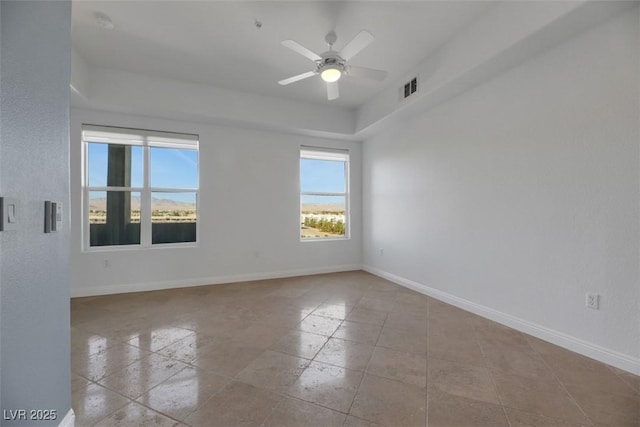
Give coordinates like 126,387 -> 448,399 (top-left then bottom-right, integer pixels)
401,76 -> 418,100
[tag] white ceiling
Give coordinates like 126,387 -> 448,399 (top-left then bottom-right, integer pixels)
71,1 -> 497,109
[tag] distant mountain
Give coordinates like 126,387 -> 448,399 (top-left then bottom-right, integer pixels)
89,196 -> 195,211
301,203 -> 345,213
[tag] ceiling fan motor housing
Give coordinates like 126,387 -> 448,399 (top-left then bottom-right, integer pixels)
316,54 -> 346,74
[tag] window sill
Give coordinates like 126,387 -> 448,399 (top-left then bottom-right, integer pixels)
82,242 -> 199,253
300,237 -> 350,243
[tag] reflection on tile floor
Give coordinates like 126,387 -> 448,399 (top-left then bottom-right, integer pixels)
71,271 -> 640,426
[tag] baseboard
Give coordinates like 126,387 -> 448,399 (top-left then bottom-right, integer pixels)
71,264 -> 362,298
58,409 -> 74,427
363,265 -> 640,376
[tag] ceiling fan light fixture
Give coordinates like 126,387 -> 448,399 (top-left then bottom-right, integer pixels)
320,66 -> 342,83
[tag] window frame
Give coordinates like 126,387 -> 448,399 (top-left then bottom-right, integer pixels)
299,146 -> 350,242
81,125 -> 199,251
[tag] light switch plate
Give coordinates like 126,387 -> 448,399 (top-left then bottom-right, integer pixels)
0,197 -> 19,231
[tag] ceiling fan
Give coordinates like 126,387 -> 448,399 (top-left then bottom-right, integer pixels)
278,30 -> 388,101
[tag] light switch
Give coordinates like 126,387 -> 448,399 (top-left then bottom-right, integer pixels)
45,201 -> 62,233
7,204 -> 16,223
0,197 -> 19,231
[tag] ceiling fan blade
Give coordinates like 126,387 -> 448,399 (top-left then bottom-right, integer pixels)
327,81 -> 339,100
339,30 -> 374,61
346,65 -> 388,81
281,40 -> 322,62
278,71 -> 317,86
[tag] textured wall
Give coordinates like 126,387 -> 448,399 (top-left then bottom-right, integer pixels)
363,10 -> 639,363
0,1 -> 72,425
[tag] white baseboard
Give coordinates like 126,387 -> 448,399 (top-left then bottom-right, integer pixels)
70,264 -> 362,298
58,409 -> 74,427
363,265 -> 640,376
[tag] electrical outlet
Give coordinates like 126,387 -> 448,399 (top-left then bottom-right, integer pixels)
586,293 -> 600,310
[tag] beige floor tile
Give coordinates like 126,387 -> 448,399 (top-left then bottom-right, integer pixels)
428,300 -> 473,320
126,326 -> 195,353
72,342 -> 150,382
72,382 -> 130,426
377,326 -> 427,356
346,307 -> 388,326
70,327 -> 112,358
385,311 -> 428,334
136,366 -> 230,421
428,316 -> 476,339
569,389 -> 640,427
228,322 -> 289,349
343,415 -> 381,426
428,331 -> 486,368
267,284 -> 314,298
190,338 -> 265,377
189,316 -> 256,341
71,373 -> 91,394
548,353 -> 639,397
236,350 -> 309,393
263,396 -> 346,427
93,401 -> 182,427
427,388 -> 509,427
70,272 -> 633,427
392,292 -> 429,309
525,335 -> 576,359
314,337 -> 374,372
474,321 -> 532,352
311,302 -> 355,320
287,361 -> 363,413
428,358 -> 500,405
504,407 -> 590,427
270,330 -> 329,360
612,367 -> 640,394
98,353 -> 188,399
367,347 -> 427,388
357,296 -> 397,312
71,305 -> 117,326
350,374 -> 426,427
482,346 -> 556,380
295,314 -> 343,337
78,312 -> 156,342
332,321 -> 382,346
491,370 -> 589,424
257,308 -> 311,329
323,294 -> 364,307
157,334 -> 217,364
183,381 -> 282,427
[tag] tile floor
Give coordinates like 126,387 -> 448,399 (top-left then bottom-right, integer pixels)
71,271 -> 640,426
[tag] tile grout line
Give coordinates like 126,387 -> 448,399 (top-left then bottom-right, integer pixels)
343,296 -> 388,420
606,364 -> 640,395
524,340 -> 596,427
471,319 -> 514,427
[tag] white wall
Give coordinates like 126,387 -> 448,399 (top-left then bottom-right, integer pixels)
1,1 -> 72,424
71,108 -> 362,296
363,9 -> 639,372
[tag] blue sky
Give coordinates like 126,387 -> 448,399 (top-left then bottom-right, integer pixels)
88,143 -> 198,203
300,158 -> 346,205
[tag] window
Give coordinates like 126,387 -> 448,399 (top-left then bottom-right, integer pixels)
82,125 -> 199,249
300,147 -> 349,240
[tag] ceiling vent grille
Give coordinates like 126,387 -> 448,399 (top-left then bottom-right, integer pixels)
401,76 -> 418,100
